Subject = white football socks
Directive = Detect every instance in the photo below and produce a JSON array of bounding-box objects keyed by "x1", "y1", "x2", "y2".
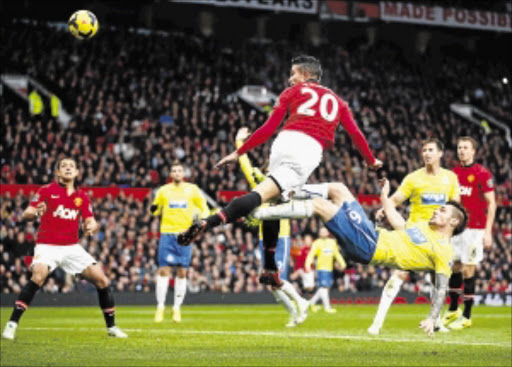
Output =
[
  {"x1": 174, "y1": 277, "x2": 187, "y2": 309},
  {"x1": 320, "y1": 288, "x2": 331, "y2": 310},
  {"x1": 253, "y1": 200, "x2": 314, "y2": 220},
  {"x1": 156, "y1": 275, "x2": 170, "y2": 308},
  {"x1": 292, "y1": 183, "x2": 329, "y2": 200},
  {"x1": 309, "y1": 288, "x2": 322, "y2": 306},
  {"x1": 273, "y1": 289, "x2": 296, "y2": 315},
  {"x1": 280, "y1": 280, "x2": 305, "y2": 304},
  {"x1": 372, "y1": 274, "x2": 404, "y2": 328}
]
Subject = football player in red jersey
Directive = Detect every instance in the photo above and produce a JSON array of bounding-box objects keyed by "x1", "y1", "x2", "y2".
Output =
[
  {"x1": 443, "y1": 137, "x2": 497, "y2": 330},
  {"x1": 179, "y1": 56, "x2": 382, "y2": 282},
  {"x1": 2, "y1": 157, "x2": 127, "y2": 340}
]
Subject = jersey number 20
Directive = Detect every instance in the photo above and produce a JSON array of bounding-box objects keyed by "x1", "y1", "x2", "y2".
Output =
[{"x1": 297, "y1": 87, "x2": 339, "y2": 122}]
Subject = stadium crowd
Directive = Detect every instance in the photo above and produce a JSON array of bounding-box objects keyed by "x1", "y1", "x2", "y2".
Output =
[{"x1": 1, "y1": 21, "x2": 511, "y2": 295}]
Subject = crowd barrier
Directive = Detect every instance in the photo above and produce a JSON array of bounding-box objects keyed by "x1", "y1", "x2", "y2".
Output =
[{"x1": 1, "y1": 290, "x2": 509, "y2": 307}]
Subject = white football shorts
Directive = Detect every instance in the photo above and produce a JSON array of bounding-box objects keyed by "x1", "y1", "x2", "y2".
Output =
[
  {"x1": 32, "y1": 244, "x2": 97, "y2": 275},
  {"x1": 302, "y1": 271, "x2": 315, "y2": 289},
  {"x1": 451, "y1": 228, "x2": 485, "y2": 265},
  {"x1": 268, "y1": 130, "x2": 323, "y2": 198}
]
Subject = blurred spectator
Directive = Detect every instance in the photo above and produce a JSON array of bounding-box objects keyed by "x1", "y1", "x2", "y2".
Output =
[{"x1": 1, "y1": 21, "x2": 510, "y2": 295}]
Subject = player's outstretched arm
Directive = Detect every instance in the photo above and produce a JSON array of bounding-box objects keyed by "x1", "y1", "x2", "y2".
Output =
[
  {"x1": 375, "y1": 191, "x2": 407, "y2": 221},
  {"x1": 420, "y1": 273, "x2": 448, "y2": 337},
  {"x1": 483, "y1": 191, "x2": 496, "y2": 249},
  {"x1": 22, "y1": 203, "x2": 46, "y2": 221},
  {"x1": 379, "y1": 179, "x2": 405, "y2": 230},
  {"x1": 214, "y1": 151, "x2": 240, "y2": 169}
]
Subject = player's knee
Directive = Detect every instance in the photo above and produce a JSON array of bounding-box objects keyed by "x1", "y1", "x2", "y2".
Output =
[
  {"x1": 31, "y1": 265, "x2": 49, "y2": 286},
  {"x1": 31, "y1": 273, "x2": 47, "y2": 287},
  {"x1": 327, "y1": 183, "x2": 354, "y2": 206},
  {"x1": 95, "y1": 276, "x2": 110, "y2": 289},
  {"x1": 312, "y1": 197, "x2": 340, "y2": 222},
  {"x1": 176, "y1": 268, "x2": 187, "y2": 279},
  {"x1": 158, "y1": 267, "x2": 171, "y2": 277}
]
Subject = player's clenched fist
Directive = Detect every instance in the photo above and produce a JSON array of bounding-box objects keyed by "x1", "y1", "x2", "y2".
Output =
[
  {"x1": 36, "y1": 202, "x2": 47, "y2": 217},
  {"x1": 235, "y1": 127, "x2": 250, "y2": 142}
]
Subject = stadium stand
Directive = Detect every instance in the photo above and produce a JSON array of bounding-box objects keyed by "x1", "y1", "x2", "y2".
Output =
[{"x1": 1, "y1": 21, "x2": 510, "y2": 295}]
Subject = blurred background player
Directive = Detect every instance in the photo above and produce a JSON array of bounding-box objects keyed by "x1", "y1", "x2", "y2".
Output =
[
  {"x1": 236, "y1": 127, "x2": 308, "y2": 327},
  {"x1": 292, "y1": 235, "x2": 315, "y2": 298},
  {"x1": 366, "y1": 138, "x2": 460, "y2": 335},
  {"x1": 306, "y1": 227, "x2": 346, "y2": 314},
  {"x1": 178, "y1": 55, "x2": 381, "y2": 247},
  {"x1": 151, "y1": 161, "x2": 209, "y2": 323},
  {"x1": 253, "y1": 179, "x2": 467, "y2": 336},
  {"x1": 2, "y1": 157, "x2": 126, "y2": 340},
  {"x1": 443, "y1": 137, "x2": 496, "y2": 330}
]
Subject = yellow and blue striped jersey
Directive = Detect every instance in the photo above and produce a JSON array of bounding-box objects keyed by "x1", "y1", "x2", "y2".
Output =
[
  {"x1": 236, "y1": 139, "x2": 290, "y2": 239},
  {"x1": 151, "y1": 182, "x2": 209, "y2": 233},
  {"x1": 371, "y1": 222, "x2": 453, "y2": 276},
  {"x1": 305, "y1": 238, "x2": 346, "y2": 272},
  {"x1": 397, "y1": 168, "x2": 459, "y2": 224}
]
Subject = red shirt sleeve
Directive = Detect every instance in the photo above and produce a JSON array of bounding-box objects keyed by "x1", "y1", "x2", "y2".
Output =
[
  {"x1": 480, "y1": 168, "x2": 495, "y2": 193},
  {"x1": 81, "y1": 193, "x2": 94, "y2": 219},
  {"x1": 236, "y1": 88, "x2": 291, "y2": 156},
  {"x1": 29, "y1": 186, "x2": 48, "y2": 207},
  {"x1": 338, "y1": 101, "x2": 376, "y2": 165}
]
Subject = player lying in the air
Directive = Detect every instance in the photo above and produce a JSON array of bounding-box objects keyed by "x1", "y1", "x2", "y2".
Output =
[{"x1": 252, "y1": 179, "x2": 468, "y2": 336}]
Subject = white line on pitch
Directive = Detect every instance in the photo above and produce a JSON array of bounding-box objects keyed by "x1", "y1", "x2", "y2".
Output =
[
  {"x1": 118, "y1": 309, "x2": 511, "y2": 318},
  {"x1": 22, "y1": 327, "x2": 511, "y2": 348}
]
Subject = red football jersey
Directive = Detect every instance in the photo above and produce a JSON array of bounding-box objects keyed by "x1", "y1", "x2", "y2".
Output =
[
  {"x1": 30, "y1": 182, "x2": 94, "y2": 245},
  {"x1": 453, "y1": 163, "x2": 494, "y2": 229},
  {"x1": 237, "y1": 82, "x2": 376, "y2": 165},
  {"x1": 281, "y1": 82, "x2": 351, "y2": 149},
  {"x1": 294, "y1": 246, "x2": 311, "y2": 272}
]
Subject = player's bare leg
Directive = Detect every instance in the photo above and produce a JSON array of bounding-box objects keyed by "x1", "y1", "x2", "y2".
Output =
[
  {"x1": 172, "y1": 267, "x2": 188, "y2": 323},
  {"x1": 81, "y1": 264, "x2": 127, "y2": 338},
  {"x1": 3, "y1": 263, "x2": 48, "y2": 340},
  {"x1": 155, "y1": 266, "x2": 171, "y2": 322},
  {"x1": 179, "y1": 178, "x2": 280, "y2": 246}
]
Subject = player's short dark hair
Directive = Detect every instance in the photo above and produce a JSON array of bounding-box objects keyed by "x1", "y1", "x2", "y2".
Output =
[
  {"x1": 446, "y1": 200, "x2": 468, "y2": 236},
  {"x1": 291, "y1": 55, "x2": 322, "y2": 82},
  {"x1": 457, "y1": 136, "x2": 478, "y2": 150},
  {"x1": 171, "y1": 160, "x2": 184, "y2": 169},
  {"x1": 56, "y1": 156, "x2": 77, "y2": 170},
  {"x1": 422, "y1": 138, "x2": 444, "y2": 151}
]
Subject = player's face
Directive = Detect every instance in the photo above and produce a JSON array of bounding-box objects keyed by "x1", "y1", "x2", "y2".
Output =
[
  {"x1": 429, "y1": 205, "x2": 452, "y2": 228},
  {"x1": 457, "y1": 141, "x2": 475, "y2": 164},
  {"x1": 171, "y1": 165, "x2": 184, "y2": 183},
  {"x1": 289, "y1": 65, "x2": 308, "y2": 86},
  {"x1": 57, "y1": 159, "x2": 79, "y2": 181},
  {"x1": 319, "y1": 227, "x2": 329, "y2": 238},
  {"x1": 422, "y1": 143, "x2": 443, "y2": 166}
]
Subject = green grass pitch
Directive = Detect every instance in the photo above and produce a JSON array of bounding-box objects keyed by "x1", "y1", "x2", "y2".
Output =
[{"x1": 1, "y1": 305, "x2": 511, "y2": 366}]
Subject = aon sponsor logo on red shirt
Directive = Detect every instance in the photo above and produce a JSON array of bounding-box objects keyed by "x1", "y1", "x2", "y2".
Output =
[
  {"x1": 53, "y1": 205, "x2": 79, "y2": 220},
  {"x1": 460, "y1": 186, "x2": 473, "y2": 196}
]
